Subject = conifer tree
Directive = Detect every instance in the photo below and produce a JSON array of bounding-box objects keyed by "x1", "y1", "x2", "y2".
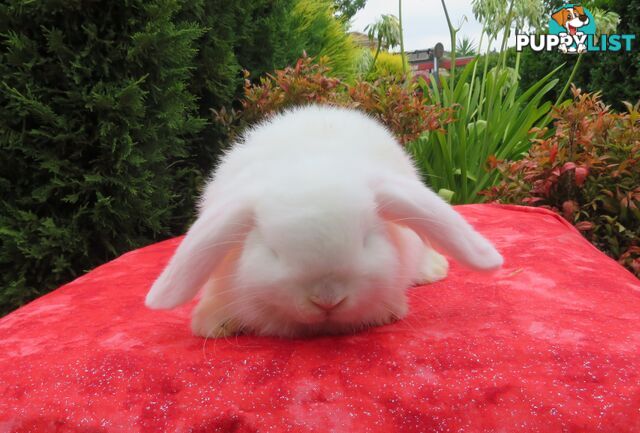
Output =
[{"x1": 0, "y1": 0, "x2": 205, "y2": 313}]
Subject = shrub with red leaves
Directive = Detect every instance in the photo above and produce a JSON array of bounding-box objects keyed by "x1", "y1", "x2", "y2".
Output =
[
  {"x1": 483, "y1": 86, "x2": 640, "y2": 277},
  {"x1": 213, "y1": 53, "x2": 453, "y2": 145}
]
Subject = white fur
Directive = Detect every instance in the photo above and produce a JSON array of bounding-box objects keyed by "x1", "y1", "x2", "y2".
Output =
[{"x1": 145, "y1": 105, "x2": 503, "y2": 338}]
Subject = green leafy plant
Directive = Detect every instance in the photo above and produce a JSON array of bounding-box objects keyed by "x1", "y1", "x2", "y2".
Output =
[
  {"x1": 364, "y1": 14, "x2": 401, "y2": 74},
  {"x1": 358, "y1": 51, "x2": 409, "y2": 82},
  {"x1": 289, "y1": 0, "x2": 359, "y2": 81},
  {"x1": 408, "y1": 0, "x2": 559, "y2": 204},
  {"x1": 456, "y1": 36, "x2": 477, "y2": 57},
  {"x1": 482, "y1": 87, "x2": 640, "y2": 277}
]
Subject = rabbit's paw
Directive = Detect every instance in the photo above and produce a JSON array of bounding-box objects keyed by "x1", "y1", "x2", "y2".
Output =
[
  {"x1": 417, "y1": 248, "x2": 449, "y2": 283},
  {"x1": 192, "y1": 313, "x2": 242, "y2": 338},
  {"x1": 379, "y1": 296, "x2": 409, "y2": 325},
  {"x1": 191, "y1": 298, "x2": 242, "y2": 338}
]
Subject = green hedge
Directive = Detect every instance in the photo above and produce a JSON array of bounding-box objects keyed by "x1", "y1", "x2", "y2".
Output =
[
  {"x1": 181, "y1": 0, "x2": 356, "y2": 173},
  {"x1": 0, "y1": 0, "x2": 207, "y2": 315},
  {"x1": 162, "y1": 0, "x2": 358, "y2": 179}
]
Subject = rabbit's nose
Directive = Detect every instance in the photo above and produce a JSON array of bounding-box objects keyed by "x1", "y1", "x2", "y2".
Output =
[{"x1": 310, "y1": 295, "x2": 346, "y2": 312}]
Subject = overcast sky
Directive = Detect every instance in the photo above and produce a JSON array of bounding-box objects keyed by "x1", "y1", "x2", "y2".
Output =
[{"x1": 350, "y1": 0, "x2": 487, "y2": 53}]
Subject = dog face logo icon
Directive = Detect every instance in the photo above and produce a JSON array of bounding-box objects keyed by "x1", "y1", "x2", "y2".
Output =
[{"x1": 549, "y1": 4, "x2": 596, "y2": 53}]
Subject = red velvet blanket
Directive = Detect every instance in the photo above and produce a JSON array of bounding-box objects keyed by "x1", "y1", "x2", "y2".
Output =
[{"x1": 1, "y1": 204, "x2": 639, "y2": 433}]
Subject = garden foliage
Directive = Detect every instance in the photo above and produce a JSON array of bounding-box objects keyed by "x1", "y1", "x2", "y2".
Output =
[
  {"x1": 290, "y1": 0, "x2": 358, "y2": 81},
  {"x1": 364, "y1": 51, "x2": 410, "y2": 82},
  {"x1": 402, "y1": 0, "x2": 562, "y2": 204},
  {"x1": 483, "y1": 87, "x2": 640, "y2": 277},
  {"x1": 409, "y1": 52, "x2": 559, "y2": 204},
  {"x1": 181, "y1": 0, "x2": 357, "y2": 173},
  {"x1": 214, "y1": 54, "x2": 452, "y2": 146}
]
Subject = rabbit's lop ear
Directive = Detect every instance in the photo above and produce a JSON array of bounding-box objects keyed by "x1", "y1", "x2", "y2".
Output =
[
  {"x1": 145, "y1": 201, "x2": 253, "y2": 309},
  {"x1": 375, "y1": 176, "x2": 503, "y2": 271}
]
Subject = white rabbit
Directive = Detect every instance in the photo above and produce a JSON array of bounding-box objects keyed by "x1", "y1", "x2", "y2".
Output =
[{"x1": 145, "y1": 105, "x2": 503, "y2": 338}]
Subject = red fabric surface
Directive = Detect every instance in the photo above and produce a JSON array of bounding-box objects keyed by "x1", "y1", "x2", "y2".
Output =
[{"x1": 1, "y1": 204, "x2": 639, "y2": 433}]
